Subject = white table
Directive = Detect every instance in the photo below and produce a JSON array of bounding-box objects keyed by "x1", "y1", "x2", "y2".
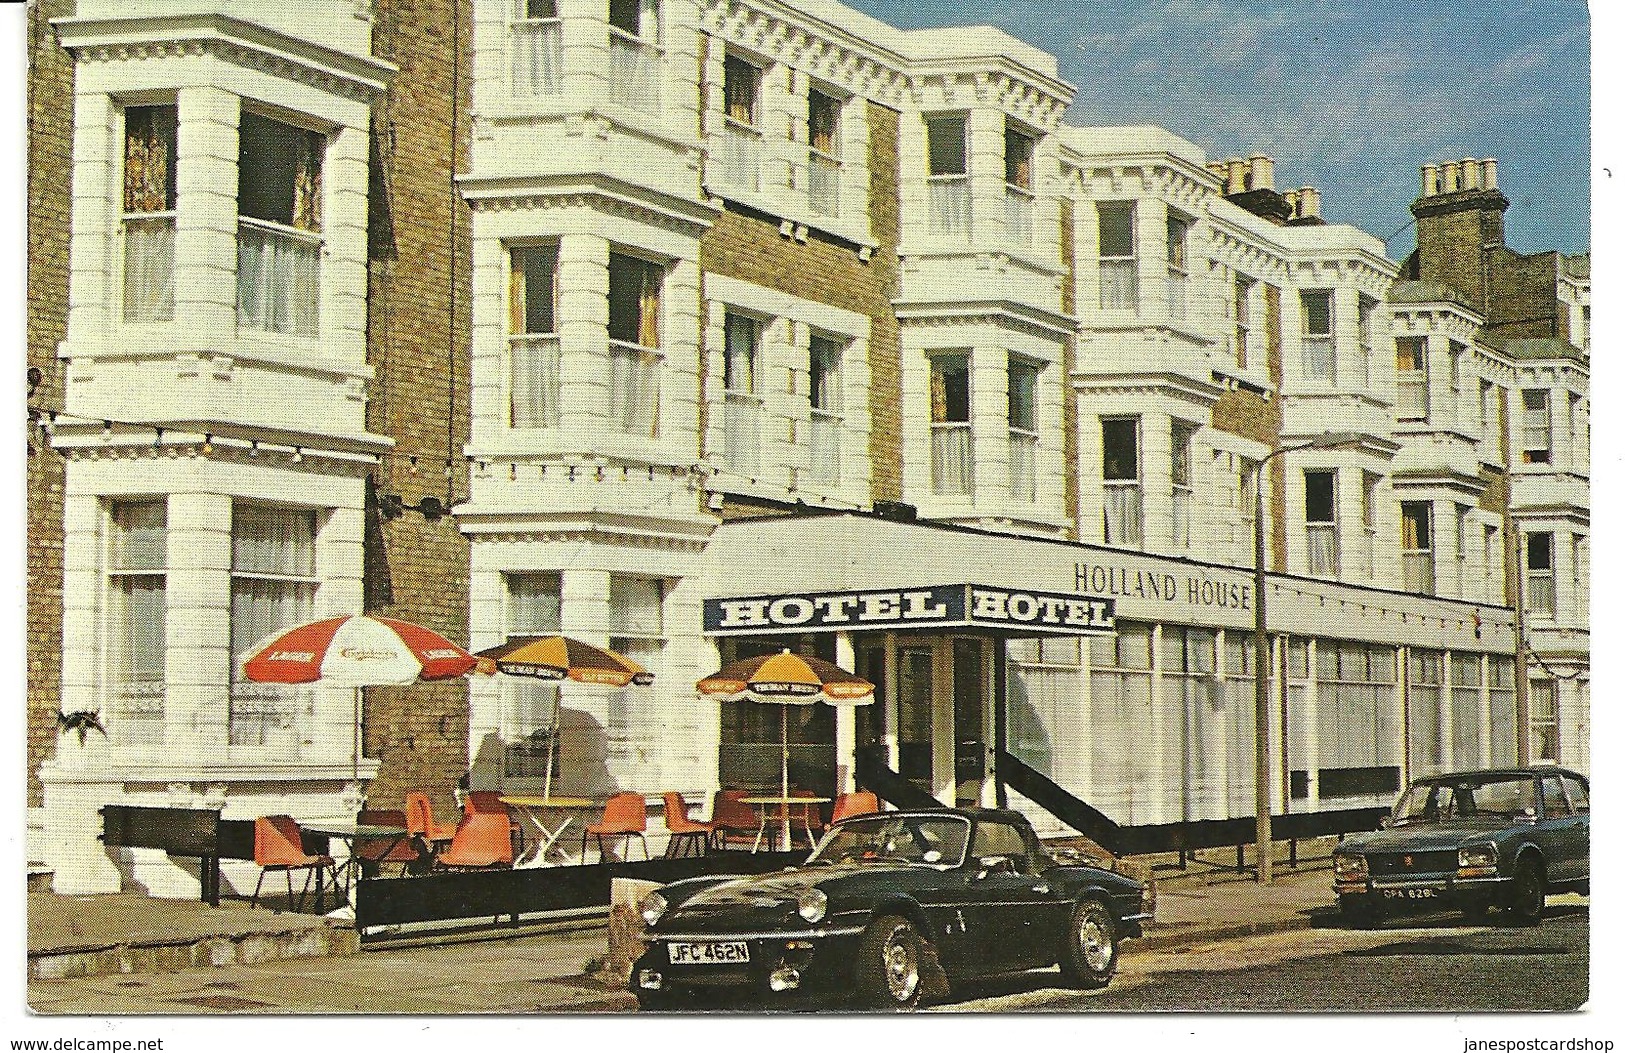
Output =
[{"x1": 499, "y1": 795, "x2": 596, "y2": 867}]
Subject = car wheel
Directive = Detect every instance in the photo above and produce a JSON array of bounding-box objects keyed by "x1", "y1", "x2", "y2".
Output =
[
  {"x1": 855, "y1": 914, "x2": 925, "y2": 1010},
  {"x1": 1339, "y1": 895, "x2": 1380, "y2": 929},
  {"x1": 1502, "y1": 858, "x2": 1546, "y2": 927},
  {"x1": 1059, "y1": 898, "x2": 1119, "y2": 989}
]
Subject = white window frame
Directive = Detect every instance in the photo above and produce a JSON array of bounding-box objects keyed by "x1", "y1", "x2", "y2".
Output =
[
  {"x1": 120, "y1": 103, "x2": 178, "y2": 324},
  {"x1": 1300, "y1": 290, "x2": 1334, "y2": 383},
  {"x1": 1007, "y1": 356, "x2": 1041, "y2": 502},
  {"x1": 929, "y1": 351, "x2": 973, "y2": 495},
  {"x1": 228, "y1": 503, "x2": 319, "y2": 752},
  {"x1": 1097, "y1": 201, "x2": 1138, "y2": 311},
  {"x1": 106, "y1": 501, "x2": 168, "y2": 746},
  {"x1": 1304, "y1": 468, "x2": 1338, "y2": 576},
  {"x1": 508, "y1": 243, "x2": 561, "y2": 429},
  {"x1": 722, "y1": 310, "x2": 765, "y2": 474},
  {"x1": 1101, "y1": 416, "x2": 1142, "y2": 546}
]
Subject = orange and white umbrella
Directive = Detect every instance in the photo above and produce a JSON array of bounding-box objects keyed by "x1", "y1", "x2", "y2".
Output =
[
  {"x1": 242, "y1": 614, "x2": 477, "y2": 780},
  {"x1": 474, "y1": 635, "x2": 654, "y2": 798},
  {"x1": 698, "y1": 651, "x2": 874, "y2": 844}
]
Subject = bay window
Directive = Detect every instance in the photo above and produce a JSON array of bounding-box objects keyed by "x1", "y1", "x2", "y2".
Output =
[
  {"x1": 720, "y1": 54, "x2": 763, "y2": 192},
  {"x1": 808, "y1": 334, "x2": 843, "y2": 486},
  {"x1": 607, "y1": 252, "x2": 662, "y2": 436},
  {"x1": 1004, "y1": 125, "x2": 1035, "y2": 246},
  {"x1": 1007, "y1": 358, "x2": 1039, "y2": 501},
  {"x1": 1171, "y1": 420, "x2": 1197, "y2": 547},
  {"x1": 1233, "y1": 275, "x2": 1254, "y2": 368},
  {"x1": 925, "y1": 114, "x2": 969, "y2": 238},
  {"x1": 1521, "y1": 389, "x2": 1551, "y2": 464},
  {"x1": 1401, "y1": 501, "x2": 1434, "y2": 595},
  {"x1": 1304, "y1": 469, "x2": 1338, "y2": 575},
  {"x1": 512, "y1": 0, "x2": 562, "y2": 96},
  {"x1": 509, "y1": 245, "x2": 560, "y2": 428},
  {"x1": 930, "y1": 353, "x2": 972, "y2": 494},
  {"x1": 808, "y1": 88, "x2": 841, "y2": 217},
  {"x1": 1165, "y1": 213, "x2": 1190, "y2": 320},
  {"x1": 237, "y1": 111, "x2": 323, "y2": 337},
  {"x1": 107, "y1": 502, "x2": 167, "y2": 745},
  {"x1": 722, "y1": 311, "x2": 762, "y2": 473},
  {"x1": 122, "y1": 105, "x2": 177, "y2": 322},
  {"x1": 609, "y1": 0, "x2": 661, "y2": 112},
  {"x1": 1525, "y1": 530, "x2": 1555, "y2": 616},
  {"x1": 1097, "y1": 202, "x2": 1137, "y2": 310},
  {"x1": 1300, "y1": 291, "x2": 1334, "y2": 381},
  {"x1": 229, "y1": 504, "x2": 318, "y2": 750},
  {"x1": 1101, "y1": 416, "x2": 1142, "y2": 545},
  {"x1": 503, "y1": 572, "x2": 562, "y2": 778},
  {"x1": 1396, "y1": 337, "x2": 1428, "y2": 421}
]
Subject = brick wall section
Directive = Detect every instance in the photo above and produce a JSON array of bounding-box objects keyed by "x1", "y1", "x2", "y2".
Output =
[
  {"x1": 1487, "y1": 248, "x2": 1564, "y2": 342},
  {"x1": 362, "y1": 0, "x2": 475, "y2": 806},
  {"x1": 701, "y1": 101, "x2": 903, "y2": 511},
  {"x1": 26, "y1": 0, "x2": 76, "y2": 808},
  {"x1": 1058, "y1": 199, "x2": 1078, "y2": 538}
]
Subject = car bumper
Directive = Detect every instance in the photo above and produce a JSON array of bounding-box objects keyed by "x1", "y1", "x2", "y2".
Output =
[
  {"x1": 631, "y1": 928, "x2": 866, "y2": 1008},
  {"x1": 1335, "y1": 874, "x2": 1511, "y2": 913}
]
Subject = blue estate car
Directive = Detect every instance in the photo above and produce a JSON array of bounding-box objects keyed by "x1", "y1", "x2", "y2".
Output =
[
  {"x1": 1333, "y1": 767, "x2": 1589, "y2": 927},
  {"x1": 630, "y1": 807, "x2": 1154, "y2": 1010}
]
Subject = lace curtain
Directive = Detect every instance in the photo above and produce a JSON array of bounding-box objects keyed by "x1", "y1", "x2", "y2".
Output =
[{"x1": 1103, "y1": 484, "x2": 1142, "y2": 545}]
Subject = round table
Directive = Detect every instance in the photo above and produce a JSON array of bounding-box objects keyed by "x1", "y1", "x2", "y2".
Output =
[{"x1": 740, "y1": 795, "x2": 833, "y2": 853}]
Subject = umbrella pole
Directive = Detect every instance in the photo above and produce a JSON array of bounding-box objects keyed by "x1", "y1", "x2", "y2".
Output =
[
  {"x1": 544, "y1": 692, "x2": 559, "y2": 802},
  {"x1": 352, "y1": 686, "x2": 362, "y2": 784},
  {"x1": 780, "y1": 706, "x2": 791, "y2": 852}
]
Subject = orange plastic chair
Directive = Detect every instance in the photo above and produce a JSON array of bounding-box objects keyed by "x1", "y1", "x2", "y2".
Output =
[
  {"x1": 709, "y1": 789, "x2": 761, "y2": 851},
  {"x1": 356, "y1": 808, "x2": 420, "y2": 878},
  {"x1": 661, "y1": 792, "x2": 714, "y2": 858},
  {"x1": 434, "y1": 812, "x2": 515, "y2": 870},
  {"x1": 581, "y1": 792, "x2": 649, "y2": 862},
  {"x1": 251, "y1": 816, "x2": 338, "y2": 912},
  {"x1": 405, "y1": 791, "x2": 457, "y2": 847},
  {"x1": 464, "y1": 790, "x2": 524, "y2": 855},
  {"x1": 831, "y1": 791, "x2": 880, "y2": 823}
]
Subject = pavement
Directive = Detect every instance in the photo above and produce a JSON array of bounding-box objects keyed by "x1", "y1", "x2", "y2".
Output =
[{"x1": 25, "y1": 850, "x2": 1341, "y2": 1014}]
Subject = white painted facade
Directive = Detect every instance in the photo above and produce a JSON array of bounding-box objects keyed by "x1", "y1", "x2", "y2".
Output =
[{"x1": 35, "y1": 0, "x2": 1587, "y2": 892}]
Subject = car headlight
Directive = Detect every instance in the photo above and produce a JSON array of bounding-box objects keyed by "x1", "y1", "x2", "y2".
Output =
[
  {"x1": 1333, "y1": 852, "x2": 1369, "y2": 881},
  {"x1": 1458, "y1": 844, "x2": 1498, "y2": 869},
  {"x1": 796, "y1": 888, "x2": 828, "y2": 923},
  {"x1": 639, "y1": 891, "x2": 668, "y2": 927}
]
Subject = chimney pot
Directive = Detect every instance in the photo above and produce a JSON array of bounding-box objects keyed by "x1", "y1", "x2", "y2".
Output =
[
  {"x1": 1225, "y1": 158, "x2": 1248, "y2": 195},
  {"x1": 1463, "y1": 158, "x2": 1481, "y2": 190},
  {"x1": 1482, "y1": 158, "x2": 1498, "y2": 190},
  {"x1": 1247, "y1": 154, "x2": 1275, "y2": 191},
  {"x1": 1421, "y1": 163, "x2": 1440, "y2": 196},
  {"x1": 1441, "y1": 160, "x2": 1461, "y2": 193},
  {"x1": 1298, "y1": 186, "x2": 1320, "y2": 219},
  {"x1": 1284, "y1": 189, "x2": 1300, "y2": 217},
  {"x1": 1206, "y1": 160, "x2": 1228, "y2": 184}
]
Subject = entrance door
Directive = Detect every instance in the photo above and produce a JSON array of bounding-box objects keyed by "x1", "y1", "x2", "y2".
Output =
[{"x1": 894, "y1": 638, "x2": 993, "y2": 806}]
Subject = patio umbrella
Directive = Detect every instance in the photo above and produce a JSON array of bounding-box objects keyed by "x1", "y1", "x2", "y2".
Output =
[
  {"x1": 473, "y1": 635, "x2": 654, "y2": 799},
  {"x1": 696, "y1": 650, "x2": 875, "y2": 848},
  {"x1": 242, "y1": 614, "x2": 478, "y2": 780}
]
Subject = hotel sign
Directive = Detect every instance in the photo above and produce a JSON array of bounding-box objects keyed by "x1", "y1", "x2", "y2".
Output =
[{"x1": 704, "y1": 584, "x2": 1115, "y2": 636}]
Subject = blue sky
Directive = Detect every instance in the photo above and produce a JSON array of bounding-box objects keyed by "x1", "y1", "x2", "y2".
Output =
[{"x1": 848, "y1": 0, "x2": 1591, "y2": 259}]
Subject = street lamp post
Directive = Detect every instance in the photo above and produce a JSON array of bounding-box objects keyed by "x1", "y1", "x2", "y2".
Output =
[{"x1": 1252, "y1": 431, "x2": 1363, "y2": 883}]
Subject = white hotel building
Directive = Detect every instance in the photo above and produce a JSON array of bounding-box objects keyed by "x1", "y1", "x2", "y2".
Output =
[{"x1": 27, "y1": 0, "x2": 1587, "y2": 892}]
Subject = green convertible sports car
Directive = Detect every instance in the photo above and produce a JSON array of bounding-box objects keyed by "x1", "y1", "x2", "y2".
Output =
[{"x1": 631, "y1": 807, "x2": 1154, "y2": 1010}]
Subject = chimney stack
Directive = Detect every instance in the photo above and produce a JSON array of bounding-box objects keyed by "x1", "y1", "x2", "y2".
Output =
[
  {"x1": 1410, "y1": 156, "x2": 1511, "y2": 299},
  {"x1": 1225, "y1": 158, "x2": 1248, "y2": 195},
  {"x1": 1421, "y1": 163, "x2": 1440, "y2": 196},
  {"x1": 1462, "y1": 158, "x2": 1482, "y2": 191},
  {"x1": 1247, "y1": 154, "x2": 1274, "y2": 192}
]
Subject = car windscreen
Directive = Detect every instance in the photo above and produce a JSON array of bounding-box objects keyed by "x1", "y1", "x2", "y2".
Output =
[
  {"x1": 808, "y1": 815, "x2": 971, "y2": 868},
  {"x1": 1393, "y1": 774, "x2": 1539, "y2": 824}
]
